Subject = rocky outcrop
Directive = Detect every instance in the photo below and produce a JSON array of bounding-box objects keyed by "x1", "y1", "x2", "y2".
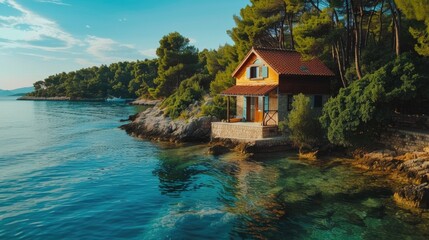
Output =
[
  {"x1": 120, "y1": 105, "x2": 217, "y2": 142},
  {"x1": 129, "y1": 98, "x2": 161, "y2": 105},
  {"x1": 394, "y1": 183, "x2": 429, "y2": 209},
  {"x1": 353, "y1": 149, "x2": 429, "y2": 209}
]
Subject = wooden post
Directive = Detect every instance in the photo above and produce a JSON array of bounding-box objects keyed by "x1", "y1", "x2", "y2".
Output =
[
  {"x1": 226, "y1": 96, "x2": 230, "y2": 122},
  {"x1": 262, "y1": 96, "x2": 265, "y2": 126}
]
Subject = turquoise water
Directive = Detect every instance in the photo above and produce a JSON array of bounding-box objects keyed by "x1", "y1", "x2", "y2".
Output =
[{"x1": 0, "y1": 96, "x2": 428, "y2": 239}]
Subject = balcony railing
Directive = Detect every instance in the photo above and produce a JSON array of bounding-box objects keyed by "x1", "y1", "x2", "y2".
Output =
[{"x1": 263, "y1": 110, "x2": 278, "y2": 126}]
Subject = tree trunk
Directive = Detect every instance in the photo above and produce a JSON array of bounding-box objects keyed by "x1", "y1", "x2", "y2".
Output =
[
  {"x1": 345, "y1": 0, "x2": 351, "y2": 68},
  {"x1": 351, "y1": 0, "x2": 363, "y2": 80},
  {"x1": 279, "y1": 13, "x2": 286, "y2": 49},
  {"x1": 288, "y1": 14, "x2": 295, "y2": 49},
  {"x1": 365, "y1": 2, "x2": 378, "y2": 47},
  {"x1": 379, "y1": 0, "x2": 384, "y2": 44},
  {"x1": 388, "y1": 0, "x2": 401, "y2": 56},
  {"x1": 334, "y1": 43, "x2": 347, "y2": 87}
]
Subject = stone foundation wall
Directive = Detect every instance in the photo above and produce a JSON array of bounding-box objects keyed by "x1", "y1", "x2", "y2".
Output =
[
  {"x1": 382, "y1": 129, "x2": 429, "y2": 154},
  {"x1": 211, "y1": 122, "x2": 279, "y2": 140},
  {"x1": 236, "y1": 96, "x2": 243, "y2": 118}
]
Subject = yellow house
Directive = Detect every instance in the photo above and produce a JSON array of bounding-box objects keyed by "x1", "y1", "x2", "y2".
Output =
[{"x1": 211, "y1": 47, "x2": 335, "y2": 140}]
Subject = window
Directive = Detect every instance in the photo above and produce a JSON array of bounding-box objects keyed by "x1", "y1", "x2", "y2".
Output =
[
  {"x1": 313, "y1": 95, "x2": 323, "y2": 108},
  {"x1": 246, "y1": 65, "x2": 268, "y2": 79},
  {"x1": 250, "y1": 66, "x2": 259, "y2": 78},
  {"x1": 287, "y1": 94, "x2": 294, "y2": 111}
]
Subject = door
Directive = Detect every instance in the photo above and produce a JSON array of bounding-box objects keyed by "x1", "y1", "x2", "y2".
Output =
[{"x1": 247, "y1": 97, "x2": 263, "y2": 122}]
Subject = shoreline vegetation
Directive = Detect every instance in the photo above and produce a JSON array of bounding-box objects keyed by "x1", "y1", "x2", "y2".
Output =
[{"x1": 21, "y1": 0, "x2": 429, "y2": 211}]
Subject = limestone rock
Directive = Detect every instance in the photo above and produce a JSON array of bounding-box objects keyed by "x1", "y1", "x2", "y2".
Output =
[
  {"x1": 394, "y1": 183, "x2": 429, "y2": 209},
  {"x1": 207, "y1": 144, "x2": 230, "y2": 156},
  {"x1": 120, "y1": 105, "x2": 218, "y2": 142}
]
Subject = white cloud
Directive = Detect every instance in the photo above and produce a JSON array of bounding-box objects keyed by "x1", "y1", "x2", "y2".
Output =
[
  {"x1": 35, "y1": 0, "x2": 70, "y2": 6},
  {"x1": 18, "y1": 52, "x2": 67, "y2": 61},
  {"x1": 85, "y1": 24, "x2": 91, "y2": 29},
  {"x1": 85, "y1": 35, "x2": 146, "y2": 62},
  {"x1": 139, "y1": 48, "x2": 157, "y2": 58},
  {"x1": 118, "y1": 18, "x2": 127, "y2": 22},
  {"x1": 0, "y1": 0, "x2": 80, "y2": 51}
]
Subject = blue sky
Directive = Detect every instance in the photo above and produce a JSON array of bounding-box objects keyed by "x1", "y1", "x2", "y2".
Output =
[{"x1": 0, "y1": 0, "x2": 247, "y2": 89}]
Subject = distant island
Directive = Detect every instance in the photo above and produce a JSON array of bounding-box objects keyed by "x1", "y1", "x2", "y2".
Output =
[{"x1": 0, "y1": 87, "x2": 34, "y2": 96}]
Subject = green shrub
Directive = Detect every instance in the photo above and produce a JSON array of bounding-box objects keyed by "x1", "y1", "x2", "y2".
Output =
[
  {"x1": 281, "y1": 94, "x2": 323, "y2": 150},
  {"x1": 161, "y1": 74, "x2": 209, "y2": 119},
  {"x1": 320, "y1": 53, "x2": 429, "y2": 146}
]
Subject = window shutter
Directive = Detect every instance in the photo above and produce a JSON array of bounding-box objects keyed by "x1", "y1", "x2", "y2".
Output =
[
  {"x1": 262, "y1": 66, "x2": 268, "y2": 78},
  {"x1": 264, "y1": 95, "x2": 269, "y2": 112},
  {"x1": 246, "y1": 67, "x2": 250, "y2": 79},
  {"x1": 242, "y1": 97, "x2": 247, "y2": 120}
]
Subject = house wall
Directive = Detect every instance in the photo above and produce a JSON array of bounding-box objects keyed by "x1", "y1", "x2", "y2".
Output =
[
  {"x1": 278, "y1": 94, "x2": 288, "y2": 122},
  {"x1": 235, "y1": 53, "x2": 279, "y2": 86},
  {"x1": 279, "y1": 75, "x2": 331, "y2": 95}
]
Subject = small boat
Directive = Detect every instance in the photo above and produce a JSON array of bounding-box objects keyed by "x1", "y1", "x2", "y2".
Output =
[{"x1": 106, "y1": 96, "x2": 126, "y2": 102}]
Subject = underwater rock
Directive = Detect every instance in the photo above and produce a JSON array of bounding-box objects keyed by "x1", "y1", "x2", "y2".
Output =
[
  {"x1": 207, "y1": 144, "x2": 230, "y2": 156},
  {"x1": 394, "y1": 183, "x2": 429, "y2": 209},
  {"x1": 298, "y1": 150, "x2": 319, "y2": 160}
]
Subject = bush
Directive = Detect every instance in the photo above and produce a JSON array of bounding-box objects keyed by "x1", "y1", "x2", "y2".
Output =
[
  {"x1": 161, "y1": 74, "x2": 209, "y2": 119},
  {"x1": 320, "y1": 53, "x2": 429, "y2": 146},
  {"x1": 280, "y1": 94, "x2": 323, "y2": 150}
]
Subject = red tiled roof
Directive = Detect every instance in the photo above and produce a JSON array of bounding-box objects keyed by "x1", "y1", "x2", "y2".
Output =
[
  {"x1": 232, "y1": 47, "x2": 335, "y2": 77},
  {"x1": 221, "y1": 84, "x2": 278, "y2": 96}
]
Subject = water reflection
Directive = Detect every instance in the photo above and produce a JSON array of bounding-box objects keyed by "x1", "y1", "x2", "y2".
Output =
[
  {"x1": 152, "y1": 145, "x2": 210, "y2": 196},
  {"x1": 146, "y1": 144, "x2": 429, "y2": 239}
]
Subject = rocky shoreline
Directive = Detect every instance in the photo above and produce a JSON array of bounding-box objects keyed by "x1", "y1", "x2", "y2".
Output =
[
  {"x1": 128, "y1": 98, "x2": 161, "y2": 106},
  {"x1": 120, "y1": 104, "x2": 429, "y2": 210},
  {"x1": 353, "y1": 149, "x2": 429, "y2": 209},
  {"x1": 120, "y1": 104, "x2": 217, "y2": 142}
]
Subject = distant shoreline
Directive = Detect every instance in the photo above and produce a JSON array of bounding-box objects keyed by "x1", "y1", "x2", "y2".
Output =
[{"x1": 17, "y1": 96, "x2": 105, "y2": 102}]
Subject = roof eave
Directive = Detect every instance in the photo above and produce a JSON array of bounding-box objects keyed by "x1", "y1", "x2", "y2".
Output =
[{"x1": 231, "y1": 47, "x2": 281, "y2": 78}]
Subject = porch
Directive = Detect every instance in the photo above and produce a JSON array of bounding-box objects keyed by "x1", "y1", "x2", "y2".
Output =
[
  {"x1": 211, "y1": 122, "x2": 279, "y2": 140},
  {"x1": 222, "y1": 84, "x2": 279, "y2": 126}
]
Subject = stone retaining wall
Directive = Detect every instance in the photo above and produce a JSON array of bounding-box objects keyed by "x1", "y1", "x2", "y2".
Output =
[{"x1": 211, "y1": 122, "x2": 279, "y2": 140}]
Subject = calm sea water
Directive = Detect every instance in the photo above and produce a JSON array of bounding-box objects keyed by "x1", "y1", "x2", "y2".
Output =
[{"x1": 0, "y1": 96, "x2": 428, "y2": 240}]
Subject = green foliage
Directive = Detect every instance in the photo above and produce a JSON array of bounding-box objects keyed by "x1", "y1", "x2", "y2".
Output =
[
  {"x1": 128, "y1": 59, "x2": 158, "y2": 98},
  {"x1": 161, "y1": 74, "x2": 210, "y2": 119},
  {"x1": 203, "y1": 45, "x2": 239, "y2": 119},
  {"x1": 320, "y1": 54, "x2": 429, "y2": 146},
  {"x1": 201, "y1": 95, "x2": 236, "y2": 120},
  {"x1": 151, "y1": 32, "x2": 199, "y2": 98},
  {"x1": 28, "y1": 60, "x2": 156, "y2": 99},
  {"x1": 281, "y1": 94, "x2": 323, "y2": 149},
  {"x1": 227, "y1": 0, "x2": 304, "y2": 58},
  {"x1": 395, "y1": 0, "x2": 429, "y2": 56},
  {"x1": 294, "y1": 9, "x2": 334, "y2": 59}
]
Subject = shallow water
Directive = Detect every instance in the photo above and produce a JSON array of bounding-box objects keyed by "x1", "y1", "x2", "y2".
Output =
[{"x1": 0, "y1": 96, "x2": 428, "y2": 239}]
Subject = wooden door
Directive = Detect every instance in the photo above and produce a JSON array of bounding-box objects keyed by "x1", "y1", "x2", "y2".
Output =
[{"x1": 255, "y1": 97, "x2": 263, "y2": 122}]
